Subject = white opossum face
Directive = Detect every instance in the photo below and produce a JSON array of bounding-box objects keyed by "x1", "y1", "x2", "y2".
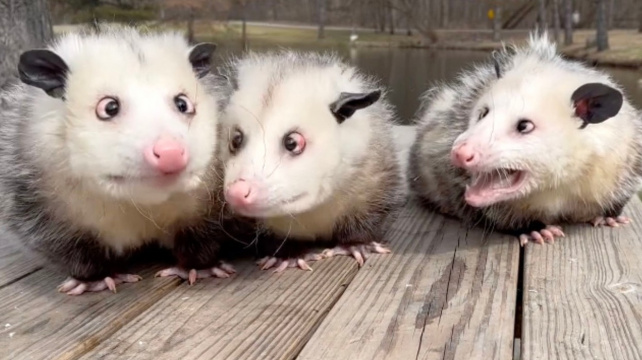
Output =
[
  {"x1": 450, "y1": 68, "x2": 623, "y2": 208},
  {"x1": 19, "y1": 33, "x2": 220, "y2": 205},
  {"x1": 221, "y1": 63, "x2": 379, "y2": 218}
]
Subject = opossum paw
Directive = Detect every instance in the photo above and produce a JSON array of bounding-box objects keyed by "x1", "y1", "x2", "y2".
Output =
[
  {"x1": 321, "y1": 241, "x2": 392, "y2": 267},
  {"x1": 590, "y1": 216, "x2": 631, "y2": 228},
  {"x1": 518, "y1": 225, "x2": 565, "y2": 246},
  {"x1": 154, "y1": 262, "x2": 236, "y2": 285},
  {"x1": 57, "y1": 273, "x2": 142, "y2": 296},
  {"x1": 257, "y1": 253, "x2": 322, "y2": 273}
]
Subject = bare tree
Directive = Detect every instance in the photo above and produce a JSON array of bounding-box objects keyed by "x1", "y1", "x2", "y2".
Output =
[
  {"x1": 563, "y1": 0, "x2": 573, "y2": 45},
  {"x1": 390, "y1": 0, "x2": 438, "y2": 43},
  {"x1": 639, "y1": 0, "x2": 642, "y2": 33},
  {"x1": 552, "y1": 0, "x2": 561, "y2": 43},
  {"x1": 0, "y1": 0, "x2": 53, "y2": 86},
  {"x1": 441, "y1": 0, "x2": 449, "y2": 28},
  {"x1": 317, "y1": 0, "x2": 326, "y2": 39},
  {"x1": 492, "y1": 5, "x2": 501, "y2": 41},
  {"x1": 537, "y1": 0, "x2": 547, "y2": 35},
  {"x1": 595, "y1": 0, "x2": 609, "y2": 51}
]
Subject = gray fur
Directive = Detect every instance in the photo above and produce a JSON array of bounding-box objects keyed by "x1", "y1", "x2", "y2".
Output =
[
  {"x1": 409, "y1": 33, "x2": 642, "y2": 234},
  {"x1": 0, "y1": 25, "x2": 249, "y2": 282},
  {"x1": 217, "y1": 50, "x2": 407, "y2": 258}
]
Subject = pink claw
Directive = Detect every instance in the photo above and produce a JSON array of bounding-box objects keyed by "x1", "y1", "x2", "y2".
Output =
[
  {"x1": 518, "y1": 225, "x2": 565, "y2": 247},
  {"x1": 320, "y1": 241, "x2": 392, "y2": 267},
  {"x1": 155, "y1": 262, "x2": 236, "y2": 285},
  {"x1": 57, "y1": 273, "x2": 142, "y2": 296},
  {"x1": 591, "y1": 216, "x2": 631, "y2": 228}
]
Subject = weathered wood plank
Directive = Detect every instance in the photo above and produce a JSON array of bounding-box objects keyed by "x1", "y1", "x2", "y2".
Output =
[
  {"x1": 522, "y1": 198, "x2": 642, "y2": 360},
  {"x1": 79, "y1": 256, "x2": 359, "y2": 360},
  {"x1": 0, "y1": 236, "x2": 42, "y2": 288},
  {"x1": 297, "y1": 201, "x2": 520, "y2": 360},
  {"x1": 0, "y1": 266, "x2": 181, "y2": 360}
]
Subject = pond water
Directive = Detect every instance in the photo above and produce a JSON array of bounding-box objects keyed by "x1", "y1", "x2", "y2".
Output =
[{"x1": 214, "y1": 41, "x2": 642, "y2": 125}]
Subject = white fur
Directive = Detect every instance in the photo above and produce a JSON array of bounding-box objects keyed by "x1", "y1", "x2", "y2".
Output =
[
  {"x1": 454, "y1": 34, "x2": 642, "y2": 221},
  {"x1": 219, "y1": 51, "x2": 398, "y2": 239},
  {"x1": 22, "y1": 26, "x2": 220, "y2": 252}
]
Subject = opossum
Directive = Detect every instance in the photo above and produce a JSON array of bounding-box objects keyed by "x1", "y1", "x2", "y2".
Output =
[
  {"x1": 217, "y1": 50, "x2": 406, "y2": 272},
  {"x1": 0, "y1": 24, "x2": 238, "y2": 295},
  {"x1": 409, "y1": 32, "x2": 642, "y2": 246}
]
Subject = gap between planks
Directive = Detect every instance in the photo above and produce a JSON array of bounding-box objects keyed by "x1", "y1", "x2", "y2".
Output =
[
  {"x1": 79, "y1": 257, "x2": 360, "y2": 360},
  {"x1": 521, "y1": 198, "x2": 642, "y2": 360},
  {"x1": 297, "y1": 201, "x2": 520, "y2": 360},
  {"x1": 0, "y1": 264, "x2": 182, "y2": 360}
]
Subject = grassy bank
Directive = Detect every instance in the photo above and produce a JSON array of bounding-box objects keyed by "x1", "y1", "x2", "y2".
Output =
[
  {"x1": 187, "y1": 22, "x2": 642, "y2": 70},
  {"x1": 53, "y1": 21, "x2": 642, "y2": 69}
]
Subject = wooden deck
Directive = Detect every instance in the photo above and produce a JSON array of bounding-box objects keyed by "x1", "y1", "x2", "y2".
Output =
[{"x1": 2, "y1": 124, "x2": 642, "y2": 359}]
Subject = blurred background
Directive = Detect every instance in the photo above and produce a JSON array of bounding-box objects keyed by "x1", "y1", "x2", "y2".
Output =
[{"x1": 2, "y1": 0, "x2": 642, "y2": 123}]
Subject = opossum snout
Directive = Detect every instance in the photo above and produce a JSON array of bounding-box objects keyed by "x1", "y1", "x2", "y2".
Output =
[
  {"x1": 451, "y1": 142, "x2": 478, "y2": 169},
  {"x1": 225, "y1": 179, "x2": 256, "y2": 208},
  {"x1": 144, "y1": 135, "x2": 189, "y2": 174}
]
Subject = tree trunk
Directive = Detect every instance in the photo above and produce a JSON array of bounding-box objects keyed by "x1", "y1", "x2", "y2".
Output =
[
  {"x1": 564, "y1": 0, "x2": 573, "y2": 44},
  {"x1": 463, "y1": 0, "x2": 470, "y2": 28},
  {"x1": 271, "y1": 0, "x2": 279, "y2": 21},
  {"x1": 0, "y1": 0, "x2": 53, "y2": 86},
  {"x1": 493, "y1": 6, "x2": 501, "y2": 41},
  {"x1": 186, "y1": 9, "x2": 195, "y2": 44},
  {"x1": 537, "y1": 0, "x2": 547, "y2": 35},
  {"x1": 638, "y1": 0, "x2": 642, "y2": 33},
  {"x1": 388, "y1": 2, "x2": 395, "y2": 35},
  {"x1": 441, "y1": 0, "x2": 449, "y2": 28},
  {"x1": 317, "y1": 0, "x2": 325, "y2": 40},
  {"x1": 241, "y1": 3, "x2": 248, "y2": 52},
  {"x1": 596, "y1": 0, "x2": 609, "y2": 51},
  {"x1": 552, "y1": 0, "x2": 561, "y2": 43}
]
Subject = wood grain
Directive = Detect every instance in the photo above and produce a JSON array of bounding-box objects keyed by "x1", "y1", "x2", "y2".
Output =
[
  {"x1": 522, "y1": 198, "x2": 642, "y2": 360},
  {"x1": 79, "y1": 256, "x2": 360, "y2": 360},
  {"x1": 297, "y1": 200, "x2": 520, "y2": 360},
  {"x1": 0, "y1": 237, "x2": 42, "y2": 288},
  {"x1": 0, "y1": 266, "x2": 181, "y2": 360}
]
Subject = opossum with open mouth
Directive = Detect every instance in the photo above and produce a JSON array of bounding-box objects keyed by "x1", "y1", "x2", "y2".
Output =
[
  {"x1": 217, "y1": 50, "x2": 406, "y2": 272},
  {"x1": 0, "y1": 24, "x2": 240, "y2": 295},
  {"x1": 409, "y1": 32, "x2": 642, "y2": 245}
]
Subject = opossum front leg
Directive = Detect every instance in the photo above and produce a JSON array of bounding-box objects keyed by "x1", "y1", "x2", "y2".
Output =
[
  {"x1": 590, "y1": 201, "x2": 631, "y2": 228},
  {"x1": 321, "y1": 224, "x2": 392, "y2": 267},
  {"x1": 58, "y1": 274, "x2": 142, "y2": 296},
  {"x1": 156, "y1": 229, "x2": 236, "y2": 285},
  {"x1": 48, "y1": 238, "x2": 142, "y2": 296},
  {"x1": 255, "y1": 239, "x2": 324, "y2": 273},
  {"x1": 320, "y1": 241, "x2": 391, "y2": 267},
  {"x1": 503, "y1": 220, "x2": 566, "y2": 246}
]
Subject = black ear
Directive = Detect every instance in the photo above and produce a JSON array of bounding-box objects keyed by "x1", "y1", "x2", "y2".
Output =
[
  {"x1": 330, "y1": 90, "x2": 381, "y2": 124},
  {"x1": 18, "y1": 49, "x2": 69, "y2": 99},
  {"x1": 571, "y1": 82, "x2": 623, "y2": 130},
  {"x1": 188, "y1": 42, "x2": 217, "y2": 78}
]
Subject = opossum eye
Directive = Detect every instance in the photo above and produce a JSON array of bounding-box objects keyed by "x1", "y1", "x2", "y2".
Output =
[
  {"x1": 283, "y1": 132, "x2": 305, "y2": 155},
  {"x1": 96, "y1": 97, "x2": 119, "y2": 120},
  {"x1": 229, "y1": 129, "x2": 244, "y2": 154},
  {"x1": 516, "y1": 119, "x2": 534, "y2": 134},
  {"x1": 478, "y1": 106, "x2": 489, "y2": 121},
  {"x1": 174, "y1": 94, "x2": 194, "y2": 114}
]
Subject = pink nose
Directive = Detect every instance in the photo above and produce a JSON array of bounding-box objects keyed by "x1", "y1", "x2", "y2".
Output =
[
  {"x1": 451, "y1": 142, "x2": 478, "y2": 168},
  {"x1": 225, "y1": 179, "x2": 256, "y2": 208},
  {"x1": 144, "y1": 135, "x2": 189, "y2": 174}
]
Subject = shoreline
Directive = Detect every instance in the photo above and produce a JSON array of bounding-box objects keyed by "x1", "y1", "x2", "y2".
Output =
[
  {"x1": 352, "y1": 34, "x2": 642, "y2": 70},
  {"x1": 53, "y1": 22, "x2": 642, "y2": 70}
]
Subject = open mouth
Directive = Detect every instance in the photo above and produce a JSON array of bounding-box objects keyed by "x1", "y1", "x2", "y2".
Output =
[{"x1": 465, "y1": 168, "x2": 528, "y2": 207}]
